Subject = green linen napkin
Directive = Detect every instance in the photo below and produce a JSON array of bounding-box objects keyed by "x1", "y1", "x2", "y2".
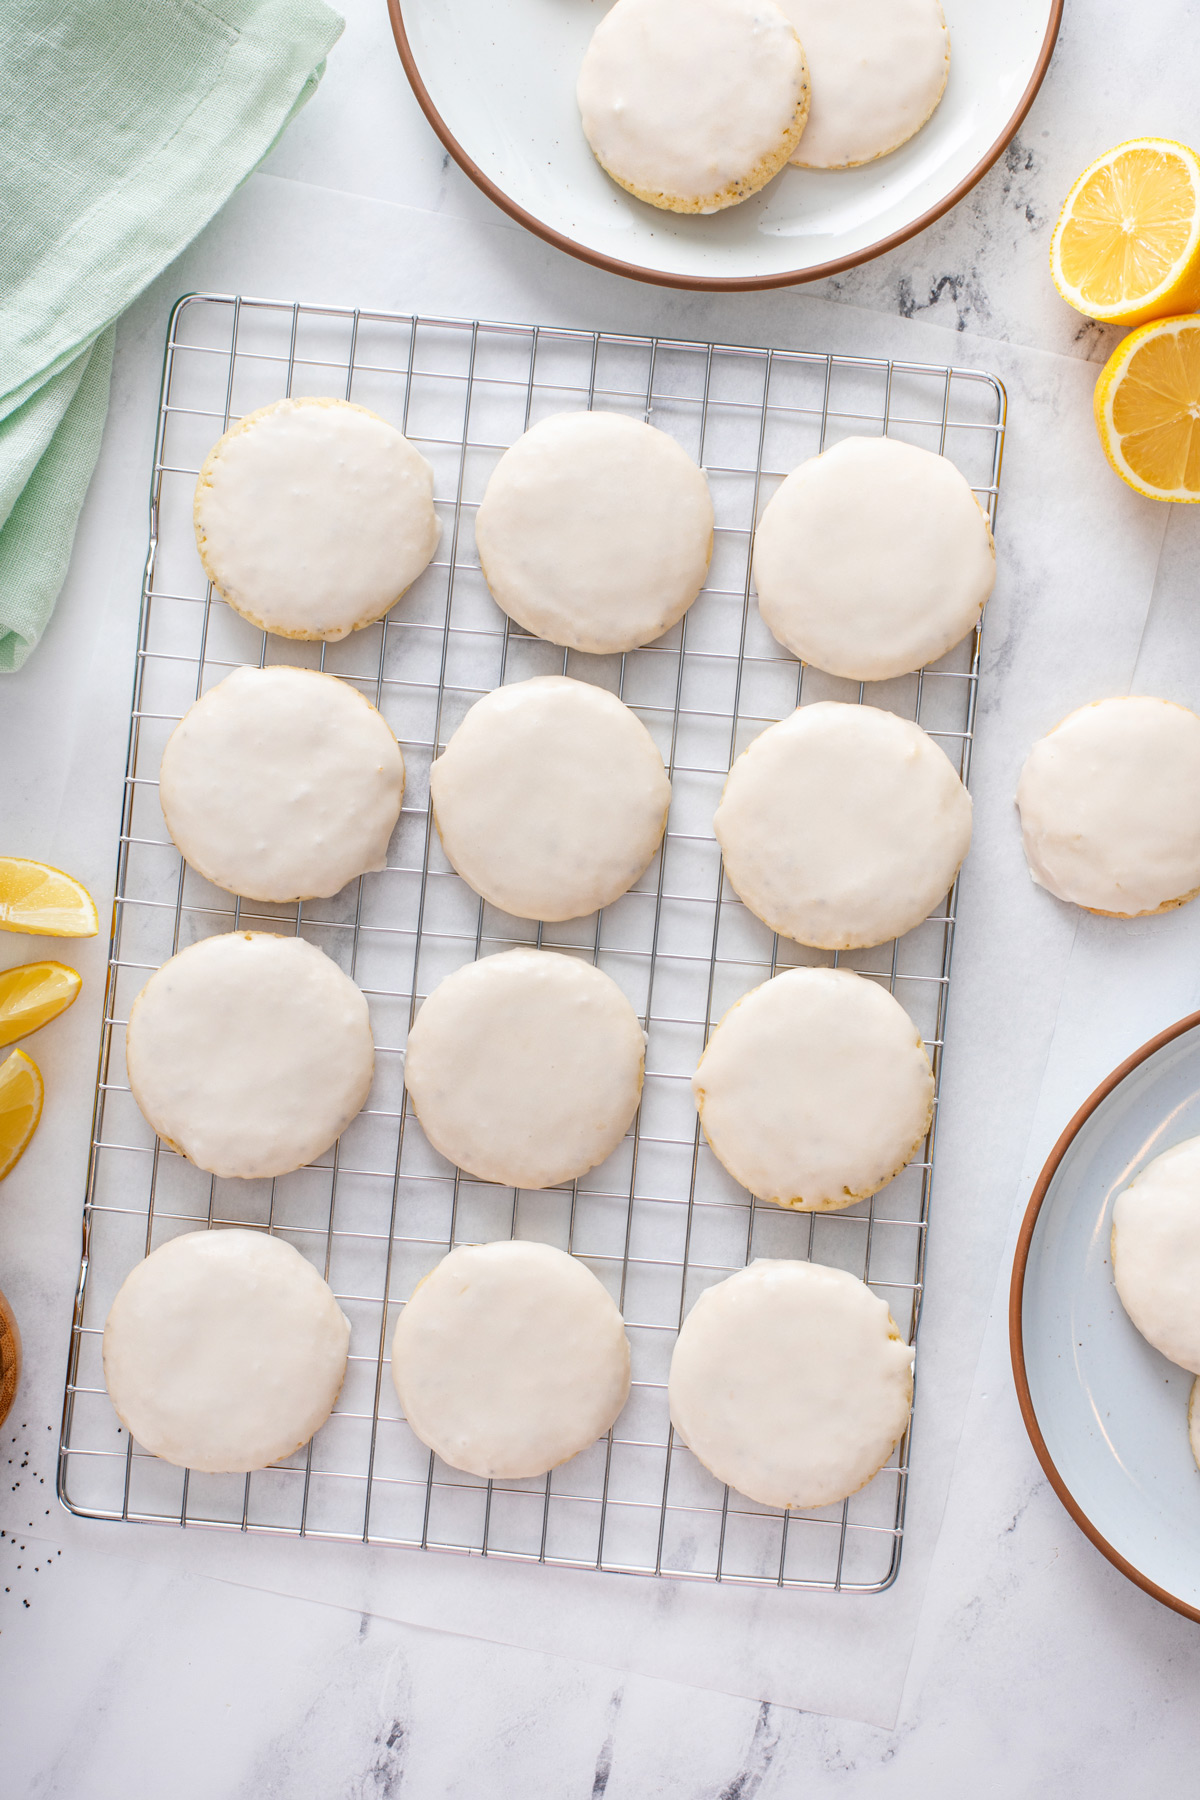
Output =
[{"x1": 0, "y1": 0, "x2": 344, "y2": 672}]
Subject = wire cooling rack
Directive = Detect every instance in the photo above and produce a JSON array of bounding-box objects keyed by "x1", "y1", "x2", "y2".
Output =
[{"x1": 58, "y1": 293, "x2": 1006, "y2": 1592}]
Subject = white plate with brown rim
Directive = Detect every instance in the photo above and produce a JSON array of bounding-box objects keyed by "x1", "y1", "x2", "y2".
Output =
[{"x1": 387, "y1": 0, "x2": 1063, "y2": 291}]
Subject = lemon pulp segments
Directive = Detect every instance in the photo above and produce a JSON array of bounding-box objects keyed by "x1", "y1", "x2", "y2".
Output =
[
  {"x1": 0, "y1": 1049, "x2": 43, "y2": 1179},
  {"x1": 0, "y1": 858, "x2": 98, "y2": 937},
  {"x1": 0, "y1": 962, "x2": 82, "y2": 1049},
  {"x1": 1060, "y1": 149, "x2": 1192, "y2": 302},
  {"x1": 1094, "y1": 317, "x2": 1200, "y2": 502},
  {"x1": 1052, "y1": 139, "x2": 1200, "y2": 325}
]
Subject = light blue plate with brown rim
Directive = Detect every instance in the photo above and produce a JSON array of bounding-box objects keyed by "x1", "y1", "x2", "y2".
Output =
[{"x1": 1011, "y1": 1011, "x2": 1200, "y2": 1621}]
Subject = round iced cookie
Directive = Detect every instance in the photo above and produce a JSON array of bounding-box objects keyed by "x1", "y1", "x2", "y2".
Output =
[
  {"x1": 1016, "y1": 697, "x2": 1200, "y2": 917},
  {"x1": 779, "y1": 0, "x2": 949, "y2": 169},
  {"x1": 668, "y1": 1260, "x2": 914, "y2": 1509},
  {"x1": 430, "y1": 677, "x2": 671, "y2": 921},
  {"x1": 752, "y1": 437, "x2": 995, "y2": 682},
  {"x1": 403, "y1": 949, "x2": 645, "y2": 1190},
  {"x1": 714, "y1": 702, "x2": 972, "y2": 950},
  {"x1": 474, "y1": 412, "x2": 713, "y2": 654},
  {"x1": 194, "y1": 396, "x2": 440, "y2": 640},
  {"x1": 102, "y1": 1229, "x2": 350, "y2": 1473},
  {"x1": 125, "y1": 932, "x2": 374, "y2": 1180},
  {"x1": 391, "y1": 1240, "x2": 631, "y2": 1479},
  {"x1": 1112, "y1": 1136, "x2": 1200, "y2": 1373},
  {"x1": 159, "y1": 666, "x2": 405, "y2": 904},
  {"x1": 693, "y1": 967, "x2": 932, "y2": 1210},
  {"x1": 577, "y1": 0, "x2": 810, "y2": 214}
]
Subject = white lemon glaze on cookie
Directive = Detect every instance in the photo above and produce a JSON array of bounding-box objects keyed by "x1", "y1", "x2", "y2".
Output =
[
  {"x1": 125, "y1": 932, "x2": 375, "y2": 1180},
  {"x1": 194, "y1": 397, "x2": 440, "y2": 641},
  {"x1": 577, "y1": 0, "x2": 810, "y2": 213},
  {"x1": 391, "y1": 1240, "x2": 631, "y2": 1479},
  {"x1": 752, "y1": 436, "x2": 995, "y2": 682},
  {"x1": 159, "y1": 666, "x2": 405, "y2": 904},
  {"x1": 779, "y1": 0, "x2": 949, "y2": 169},
  {"x1": 430, "y1": 677, "x2": 671, "y2": 921},
  {"x1": 103, "y1": 1229, "x2": 350, "y2": 1473},
  {"x1": 668, "y1": 1260, "x2": 914, "y2": 1509},
  {"x1": 1189, "y1": 1379, "x2": 1200, "y2": 1472},
  {"x1": 1016, "y1": 697, "x2": 1200, "y2": 917},
  {"x1": 714, "y1": 702, "x2": 972, "y2": 950},
  {"x1": 403, "y1": 949, "x2": 645, "y2": 1190},
  {"x1": 474, "y1": 412, "x2": 713, "y2": 654},
  {"x1": 1112, "y1": 1136, "x2": 1200, "y2": 1374},
  {"x1": 693, "y1": 967, "x2": 933, "y2": 1210}
]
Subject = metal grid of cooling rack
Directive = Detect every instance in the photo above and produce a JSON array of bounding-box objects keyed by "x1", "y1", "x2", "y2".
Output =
[{"x1": 58, "y1": 293, "x2": 1006, "y2": 1592}]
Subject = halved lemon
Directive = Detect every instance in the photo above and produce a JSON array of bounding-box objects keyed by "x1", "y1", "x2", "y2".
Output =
[
  {"x1": 0, "y1": 962, "x2": 82, "y2": 1049},
  {"x1": 1051, "y1": 138, "x2": 1200, "y2": 326},
  {"x1": 0, "y1": 1050, "x2": 43, "y2": 1180},
  {"x1": 1094, "y1": 316, "x2": 1200, "y2": 502},
  {"x1": 0, "y1": 859, "x2": 98, "y2": 937}
]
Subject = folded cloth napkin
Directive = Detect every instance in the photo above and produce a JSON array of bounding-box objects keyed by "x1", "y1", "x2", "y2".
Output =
[{"x1": 0, "y1": 0, "x2": 344, "y2": 672}]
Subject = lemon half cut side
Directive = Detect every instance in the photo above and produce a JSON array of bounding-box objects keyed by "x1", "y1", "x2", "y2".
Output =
[
  {"x1": 1094, "y1": 316, "x2": 1200, "y2": 503},
  {"x1": 1051, "y1": 138, "x2": 1200, "y2": 327}
]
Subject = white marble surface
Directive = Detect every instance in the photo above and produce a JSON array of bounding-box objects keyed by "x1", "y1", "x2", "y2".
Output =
[{"x1": 6, "y1": 0, "x2": 1200, "y2": 1789}]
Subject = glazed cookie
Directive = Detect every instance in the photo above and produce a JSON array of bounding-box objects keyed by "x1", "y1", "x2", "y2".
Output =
[
  {"x1": 577, "y1": 0, "x2": 810, "y2": 213},
  {"x1": 125, "y1": 932, "x2": 374, "y2": 1180},
  {"x1": 159, "y1": 666, "x2": 405, "y2": 903},
  {"x1": 430, "y1": 676, "x2": 671, "y2": 921},
  {"x1": 474, "y1": 412, "x2": 713, "y2": 654},
  {"x1": 668, "y1": 1260, "x2": 914, "y2": 1509},
  {"x1": 693, "y1": 967, "x2": 933, "y2": 1210},
  {"x1": 1112, "y1": 1136, "x2": 1200, "y2": 1373},
  {"x1": 714, "y1": 702, "x2": 972, "y2": 949},
  {"x1": 780, "y1": 0, "x2": 950, "y2": 169},
  {"x1": 391, "y1": 1240, "x2": 631, "y2": 1479},
  {"x1": 103, "y1": 1229, "x2": 350, "y2": 1473},
  {"x1": 752, "y1": 436, "x2": 995, "y2": 682},
  {"x1": 194, "y1": 397, "x2": 440, "y2": 640},
  {"x1": 402, "y1": 949, "x2": 645, "y2": 1189},
  {"x1": 1016, "y1": 696, "x2": 1200, "y2": 916}
]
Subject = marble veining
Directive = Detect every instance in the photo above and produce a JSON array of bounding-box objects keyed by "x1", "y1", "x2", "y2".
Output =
[{"x1": 7, "y1": 0, "x2": 1200, "y2": 1791}]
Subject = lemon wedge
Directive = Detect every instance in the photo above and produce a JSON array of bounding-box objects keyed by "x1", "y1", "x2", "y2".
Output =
[
  {"x1": 1051, "y1": 138, "x2": 1200, "y2": 326},
  {"x1": 0, "y1": 961, "x2": 82, "y2": 1049},
  {"x1": 0, "y1": 1050, "x2": 43, "y2": 1180},
  {"x1": 1094, "y1": 316, "x2": 1200, "y2": 502},
  {"x1": 0, "y1": 859, "x2": 98, "y2": 938}
]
